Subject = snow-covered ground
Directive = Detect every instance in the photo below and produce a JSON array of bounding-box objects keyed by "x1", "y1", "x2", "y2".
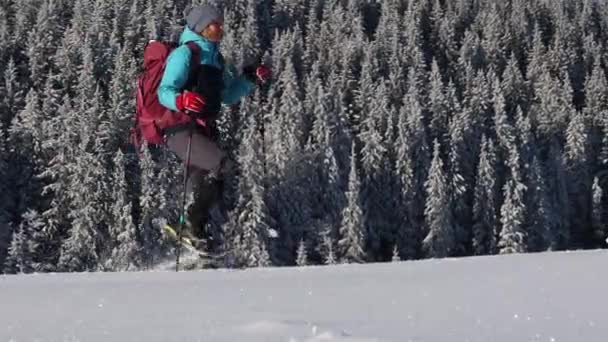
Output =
[{"x1": 1, "y1": 250, "x2": 606, "y2": 342}]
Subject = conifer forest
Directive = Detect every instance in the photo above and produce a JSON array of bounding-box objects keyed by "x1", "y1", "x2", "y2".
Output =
[{"x1": 1, "y1": 0, "x2": 607, "y2": 273}]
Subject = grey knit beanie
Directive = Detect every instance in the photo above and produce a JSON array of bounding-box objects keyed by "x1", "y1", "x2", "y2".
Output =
[{"x1": 186, "y1": 4, "x2": 223, "y2": 33}]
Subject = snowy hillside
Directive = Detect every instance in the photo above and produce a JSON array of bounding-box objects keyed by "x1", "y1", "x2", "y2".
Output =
[{"x1": 1, "y1": 250, "x2": 607, "y2": 342}]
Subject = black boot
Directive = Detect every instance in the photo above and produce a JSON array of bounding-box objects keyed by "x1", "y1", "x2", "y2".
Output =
[{"x1": 186, "y1": 175, "x2": 223, "y2": 246}]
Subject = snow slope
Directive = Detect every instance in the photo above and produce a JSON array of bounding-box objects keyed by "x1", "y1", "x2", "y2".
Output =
[{"x1": 1, "y1": 250, "x2": 606, "y2": 342}]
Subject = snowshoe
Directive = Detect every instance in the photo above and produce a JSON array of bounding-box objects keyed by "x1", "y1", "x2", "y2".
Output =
[{"x1": 162, "y1": 224, "x2": 218, "y2": 260}]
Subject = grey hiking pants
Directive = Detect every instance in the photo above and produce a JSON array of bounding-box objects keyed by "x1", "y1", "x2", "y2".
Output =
[
  {"x1": 166, "y1": 129, "x2": 228, "y2": 235},
  {"x1": 166, "y1": 129, "x2": 226, "y2": 190}
]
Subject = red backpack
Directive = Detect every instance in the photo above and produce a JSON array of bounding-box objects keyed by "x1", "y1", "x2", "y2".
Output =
[{"x1": 132, "y1": 40, "x2": 201, "y2": 146}]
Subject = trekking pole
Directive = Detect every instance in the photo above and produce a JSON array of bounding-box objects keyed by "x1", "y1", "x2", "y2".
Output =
[{"x1": 176, "y1": 122, "x2": 195, "y2": 272}]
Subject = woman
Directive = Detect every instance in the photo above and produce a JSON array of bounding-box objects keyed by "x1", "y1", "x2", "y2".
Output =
[{"x1": 157, "y1": 4, "x2": 271, "y2": 243}]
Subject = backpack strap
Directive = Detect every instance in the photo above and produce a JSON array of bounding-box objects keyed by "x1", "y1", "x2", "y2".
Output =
[
  {"x1": 181, "y1": 41, "x2": 202, "y2": 93},
  {"x1": 185, "y1": 41, "x2": 201, "y2": 74}
]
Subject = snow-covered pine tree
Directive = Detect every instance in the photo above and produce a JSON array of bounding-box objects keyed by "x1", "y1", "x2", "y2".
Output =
[
  {"x1": 515, "y1": 106, "x2": 534, "y2": 176},
  {"x1": 75, "y1": 38, "x2": 108, "y2": 151},
  {"x1": 107, "y1": 43, "x2": 137, "y2": 154},
  {"x1": 325, "y1": 69, "x2": 354, "y2": 175},
  {"x1": 514, "y1": 106, "x2": 545, "y2": 250},
  {"x1": 0, "y1": 124, "x2": 10, "y2": 267},
  {"x1": 498, "y1": 142, "x2": 527, "y2": 255},
  {"x1": 592, "y1": 177, "x2": 606, "y2": 246},
  {"x1": 237, "y1": 183, "x2": 273, "y2": 268},
  {"x1": 429, "y1": 0, "x2": 458, "y2": 78},
  {"x1": 0, "y1": 4, "x2": 10, "y2": 65},
  {"x1": 137, "y1": 143, "x2": 164, "y2": 269},
  {"x1": 51, "y1": 35, "x2": 80, "y2": 97},
  {"x1": 108, "y1": 150, "x2": 140, "y2": 271},
  {"x1": 526, "y1": 156, "x2": 554, "y2": 252},
  {"x1": 447, "y1": 107, "x2": 474, "y2": 255},
  {"x1": 25, "y1": 0, "x2": 64, "y2": 90},
  {"x1": 380, "y1": 96, "x2": 401, "y2": 256},
  {"x1": 322, "y1": 229, "x2": 337, "y2": 266},
  {"x1": 0, "y1": 58, "x2": 24, "y2": 129},
  {"x1": 154, "y1": 154, "x2": 182, "y2": 239},
  {"x1": 89, "y1": 85, "x2": 114, "y2": 157},
  {"x1": 401, "y1": 72, "x2": 432, "y2": 257},
  {"x1": 235, "y1": 0, "x2": 261, "y2": 69},
  {"x1": 423, "y1": 139, "x2": 456, "y2": 258},
  {"x1": 545, "y1": 25, "x2": 575, "y2": 90},
  {"x1": 58, "y1": 152, "x2": 105, "y2": 272},
  {"x1": 501, "y1": 53, "x2": 529, "y2": 115},
  {"x1": 272, "y1": 0, "x2": 306, "y2": 33},
  {"x1": 315, "y1": 141, "x2": 344, "y2": 243},
  {"x1": 265, "y1": 59, "x2": 301, "y2": 179},
  {"x1": 34, "y1": 94, "x2": 76, "y2": 273},
  {"x1": 530, "y1": 60, "x2": 574, "y2": 140},
  {"x1": 353, "y1": 42, "x2": 379, "y2": 132},
  {"x1": 391, "y1": 245, "x2": 401, "y2": 262},
  {"x1": 53, "y1": 32, "x2": 114, "y2": 272},
  {"x1": 146, "y1": 0, "x2": 177, "y2": 42},
  {"x1": 507, "y1": 0, "x2": 530, "y2": 67},
  {"x1": 109, "y1": 0, "x2": 131, "y2": 49},
  {"x1": 40, "y1": 68, "x2": 63, "y2": 128},
  {"x1": 11, "y1": 0, "x2": 39, "y2": 86},
  {"x1": 308, "y1": 70, "x2": 330, "y2": 152},
  {"x1": 55, "y1": 0, "x2": 94, "y2": 93},
  {"x1": 472, "y1": 135, "x2": 498, "y2": 255},
  {"x1": 480, "y1": 3, "x2": 509, "y2": 73},
  {"x1": 493, "y1": 79, "x2": 516, "y2": 151},
  {"x1": 580, "y1": 0, "x2": 603, "y2": 39},
  {"x1": 514, "y1": 105, "x2": 536, "y2": 243},
  {"x1": 564, "y1": 110, "x2": 592, "y2": 248},
  {"x1": 401, "y1": 1, "x2": 426, "y2": 80},
  {"x1": 375, "y1": 0, "x2": 400, "y2": 33},
  {"x1": 324, "y1": 0, "x2": 365, "y2": 72},
  {"x1": 17, "y1": 209, "x2": 50, "y2": 272},
  {"x1": 3, "y1": 220, "x2": 33, "y2": 275},
  {"x1": 385, "y1": 28, "x2": 406, "y2": 107},
  {"x1": 581, "y1": 34, "x2": 602, "y2": 78},
  {"x1": 583, "y1": 61, "x2": 608, "y2": 161},
  {"x1": 429, "y1": 58, "x2": 449, "y2": 143},
  {"x1": 303, "y1": 70, "x2": 348, "y2": 259},
  {"x1": 359, "y1": 81, "x2": 397, "y2": 260},
  {"x1": 124, "y1": 0, "x2": 147, "y2": 53},
  {"x1": 443, "y1": 78, "x2": 460, "y2": 132},
  {"x1": 296, "y1": 239, "x2": 308, "y2": 266},
  {"x1": 275, "y1": 59, "x2": 305, "y2": 153},
  {"x1": 302, "y1": 0, "x2": 323, "y2": 73},
  {"x1": 394, "y1": 105, "x2": 419, "y2": 260},
  {"x1": 458, "y1": 30, "x2": 485, "y2": 74},
  {"x1": 227, "y1": 114, "x2": 272, "y2": 268},
  {"x1": 551, "y1": 22, "x2": 586, "y2": 108},
  {"x1": 448, "y1": 71, "x2": 492, "y2": 255},
  {"x1": 7, "y1": 88, "x2": 46, "y2": 237},
  {"x1": 268, "y1": 25, "x2": 305, "y2": 82},
  {"x1": 338, "y1": 142, "x2": 366, "y2": 264},
  {"x1": 264, "y1": 59, "x2": 312, "y2": 264},
  {"x1": 545, "y1": 141, "x2": 571, "y2": 250}
]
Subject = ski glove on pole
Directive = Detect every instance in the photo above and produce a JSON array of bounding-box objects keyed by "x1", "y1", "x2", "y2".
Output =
[
  {"x1": 243, "y1": 64, "x2": 271, "y2": 85},
  {"x1": 176, "y1": 90, "x2": 206, "y2": 114},
  {"x1": 256, "y1": 65, "x2": 271, "y2": 83}
]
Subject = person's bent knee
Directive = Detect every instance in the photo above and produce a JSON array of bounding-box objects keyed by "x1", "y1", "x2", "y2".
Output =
[{"x1": 211, "y1": 155, "x2": 233, "y2": 178}]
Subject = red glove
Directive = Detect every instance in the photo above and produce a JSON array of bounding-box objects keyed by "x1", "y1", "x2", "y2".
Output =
[
  {"x1": 255, "y1": 65, "x2": 271, "y2": 83},
  {"x1": 176, "y1": 90, "x2": 206, "y2": 114},
  {"x1": 244, "y1": 64, "x2": 271, "y2": 85}
]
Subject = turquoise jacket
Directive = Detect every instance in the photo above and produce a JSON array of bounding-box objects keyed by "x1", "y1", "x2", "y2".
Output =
[{"x1": 157, "y1": 27, "x2": 255, "y2": 111}]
